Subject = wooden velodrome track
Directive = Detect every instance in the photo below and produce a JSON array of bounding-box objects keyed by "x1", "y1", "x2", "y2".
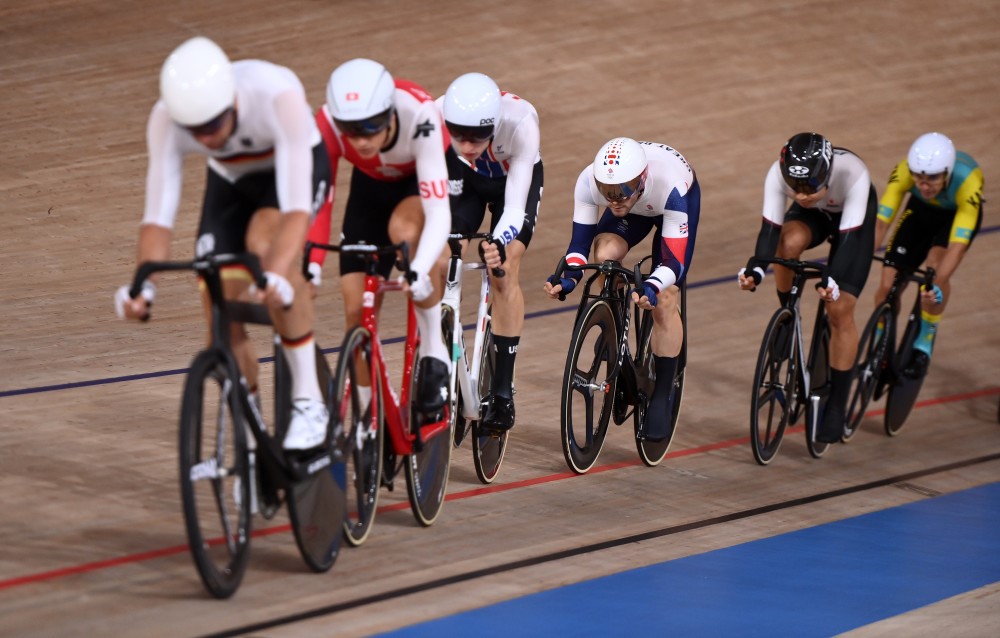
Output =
[{"x1": 2, "y1": 0, "x2": 998, "y2": 635}]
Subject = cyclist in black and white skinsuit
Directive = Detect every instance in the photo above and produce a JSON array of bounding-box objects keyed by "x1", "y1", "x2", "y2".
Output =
[
  {"x1": 739, "y1": 132, "x2": 877, "y2": 444},
  {"x1": 114, "y1": 36, "x2": 332, "y2": 450},
  {"x1": 436, "y1": 73, "x2": 543, "y2": 432}
]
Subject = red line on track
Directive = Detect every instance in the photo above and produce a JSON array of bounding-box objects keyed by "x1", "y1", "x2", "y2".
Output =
[{"x1": 2, "y1": 385, "x2": 997, "y2": 592}]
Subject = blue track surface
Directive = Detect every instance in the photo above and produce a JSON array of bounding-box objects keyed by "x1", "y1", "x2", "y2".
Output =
[{"x1": 385, "y1": 482, "x2": 1000, "y2": 637}]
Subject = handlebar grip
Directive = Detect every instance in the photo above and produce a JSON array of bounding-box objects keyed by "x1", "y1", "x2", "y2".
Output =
[{"x1": 923, "y1": 267, "x2": 936, "y2": 290}]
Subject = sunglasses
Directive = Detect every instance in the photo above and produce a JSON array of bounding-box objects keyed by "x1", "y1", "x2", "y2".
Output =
[
  {"x1": 596, "y1": 173, "x2": 645, "y2": 203},
  {"x1": 333, "y1": 109, "x2": 393, "y2": 137},
  {"x1": 185, "y1": 108, "x2": 233, "y2": 137},
  {"x1": 446, "y1": 122, "x2": 494, "y2": 143}
]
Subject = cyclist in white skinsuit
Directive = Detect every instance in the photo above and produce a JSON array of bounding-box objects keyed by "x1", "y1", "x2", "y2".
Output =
[
  {"x1": 738, "y1": 133, "x2": 877, "y2": 444},
  {"x1": 115, "y1": 36, "x2": 332, "y2": 450},
  {"x1": 435, "y1": 73, "x2": 543, "y2": 432},
  {"x1": 544, "y1": 138, "x2": 701, "y2": 444},
  {"x1": 306, "y1": 58, "x2": 452, "y2": 420}
]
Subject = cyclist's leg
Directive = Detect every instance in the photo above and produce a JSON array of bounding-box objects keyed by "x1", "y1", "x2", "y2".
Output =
[
  {"x1": 388, "y1": 194, "x2": 450, "y2": 415},
  {"x1": 818, "y1": 197, "x2": 875, "y2": 442},
  {"x1": 774, "y1": 205, "x2": 819, "y2": 300}
]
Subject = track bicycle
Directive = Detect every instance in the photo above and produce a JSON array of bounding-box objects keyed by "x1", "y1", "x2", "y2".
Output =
[
  {"x1": 128, "y1": 252, "x2": 345, "y2": 599},
  {"x1": 305, "y1": 241, "x2": 453, "y2": 546},
  {"x1": 443, "y1": 232, "x2": 510, "y2": 484},
  {"x1": 551, "y1": 256, "x2": 687, "y2": 474},
  {"x1": 747, "y1": 257, "x2": 834, "y2": 465},
  {"x1": 846, "y1": 256, "x2": 936, "y2": 438}
]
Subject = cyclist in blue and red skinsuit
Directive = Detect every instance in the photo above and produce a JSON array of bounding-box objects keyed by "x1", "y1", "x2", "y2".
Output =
[{"x1": 544, "y1": 137, "x2": 700, "y2": 444}]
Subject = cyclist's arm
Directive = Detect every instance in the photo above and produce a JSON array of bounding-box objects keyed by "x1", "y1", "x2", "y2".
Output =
[
  {"x1": 934, "y1": 166, "x2": 983, "y2": 285},
  {"x1": 648, "y1": 186, "x2": 696, "y2": 291},
  {"x1": 875, "y1": 159, "x2": 911, "y2": 249},
  {"x1": 410, "y1": 101, "x2": 451, "y2": 276},
  {"x1": 565, "y1": 169, "x2": 601, "y2": 266},
  {"x1": 492, "y1": 116, "x2": 540, "y2": 246},
  {"x1": 267, "y1": 89, "x2": 315, "y2": 276},
  {"x1": 749, "y1": 163, "x2": 788, "y2": 270},
  {"x1": 829, "y1": 168, "x2": 873, "y2": 290},
  {"x1": 306, "y1": 107, "x2": 344, "y2": 269}
]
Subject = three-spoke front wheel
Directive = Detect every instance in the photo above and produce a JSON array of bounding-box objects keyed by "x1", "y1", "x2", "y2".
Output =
[
  {"x1": 750, "y1": 309, "x2": 797, "y2": 466},
  {"x1": 179, "y1": 350, "x2": 251, "y2": 599},
  {"x1": 561, "y1": 300, "x2": 618, "y2": 474}
]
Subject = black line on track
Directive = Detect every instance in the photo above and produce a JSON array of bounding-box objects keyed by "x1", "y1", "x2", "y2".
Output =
[{"x1": 202, "y1": 451, "x2": 1000, "y2": 638}]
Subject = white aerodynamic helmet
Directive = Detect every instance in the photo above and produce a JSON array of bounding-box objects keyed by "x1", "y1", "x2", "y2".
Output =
[
  {"x1": 443, "y1": 72, "x2": 501, "y2": 141},
  {"x1": 325, "y1": 58, "x2": 395, "y2": 135},
  {"x1": 908, "y1": 132, "x2": 956, "y2": 178},
  {"x1": 159, "y1": 36, "x2": 236, "y2": 127},
  {"x1": 593, "y1": 137, "x2": 649, "y2": 202}
]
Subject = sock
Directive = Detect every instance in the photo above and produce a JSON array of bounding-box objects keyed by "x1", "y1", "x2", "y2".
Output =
[
  {"x1": 281, "y1": 333, "x2": 323, "y2": 402},
  {"x1": 491, "y1": 335, "x2": 519, "y2": 399},
  {"x1": 415, "y1": 304, "x2": 450, "y2": 364},
  {"x1": 913, "y1": 310, "x2": 942, "y2": 357},
  {"x1": 356, "y1": 384, "x2": 372, "y2": 414},
  {"x1": 828, "y1": 367, "x2": 852, "y2": 415}
]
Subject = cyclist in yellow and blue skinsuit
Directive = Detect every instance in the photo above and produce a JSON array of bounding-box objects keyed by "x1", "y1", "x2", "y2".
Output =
[{"x1": 873, "y1": 132, "x2": 984, "y2": 377}]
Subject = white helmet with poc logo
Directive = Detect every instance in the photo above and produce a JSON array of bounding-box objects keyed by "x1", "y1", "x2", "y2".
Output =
[{"x1": 443, "y1": 72, "x2": 501, "y2": 142}]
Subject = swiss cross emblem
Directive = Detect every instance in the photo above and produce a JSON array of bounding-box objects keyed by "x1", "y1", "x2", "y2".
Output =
[{"x1": 346, "y1": 92, "x2": 359, "y2": 101}]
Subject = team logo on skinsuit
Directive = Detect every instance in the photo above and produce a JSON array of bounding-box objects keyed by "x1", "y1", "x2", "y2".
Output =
[{"x1": 449, "y1": 179, "x2": 463, "y2": 196}]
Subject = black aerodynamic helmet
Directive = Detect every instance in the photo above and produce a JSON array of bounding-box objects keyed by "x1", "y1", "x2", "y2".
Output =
[{"x1": 779, "y1": 132, "x2": 833, "y2": 195}]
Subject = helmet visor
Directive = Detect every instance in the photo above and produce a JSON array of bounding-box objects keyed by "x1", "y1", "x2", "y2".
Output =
[
  {"x1": 446, "y1": 122, "x2": 494, "y2": 143},
  {"x1": 782, "y1": 173, "x2": 829, "y2": 195},
  {"x1": 333, "y1": 108, "x2": 393, "y2": 137},
  {"x1": 185, "y1": 108, "x2": 233, "y2": 137},
  {"x1": 596, "y1": 173, "x2": 644, "y2": 203}
]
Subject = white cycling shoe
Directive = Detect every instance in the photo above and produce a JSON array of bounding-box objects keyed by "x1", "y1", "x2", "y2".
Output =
[{"x1": 282, "y1": 398, "x2": 330, "y2": 450}]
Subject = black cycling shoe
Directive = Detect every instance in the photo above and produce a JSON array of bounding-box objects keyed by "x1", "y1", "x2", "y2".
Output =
[
  {"x1": 640, "y1": 386, "x2": 676, "y2": 443},
  {"x1": 816, "y1": 404, "x2": 845, "y2": 444},
  {"x1": 481, "y1": 395, "x2": 515, "y2": 433},
  {"x1": 416, "y1": 357, "x2": 450, "y2": 417},
  {"x1": 903, "y1": 350, "x2": 931, "y2": 379}
]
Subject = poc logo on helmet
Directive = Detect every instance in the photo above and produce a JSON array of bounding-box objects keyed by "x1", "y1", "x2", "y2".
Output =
[
  {"x1": 479, "y1": 117, "x2": 495, "y2": 125},
  {"x1": 788, "y1": 165, "x2": 810, "y2": 176}
]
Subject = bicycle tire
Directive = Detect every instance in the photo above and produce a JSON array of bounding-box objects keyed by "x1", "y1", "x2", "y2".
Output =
[
  {"x1": 472, "y1": 319, "x2": 509, "y2": 483},
  {"x1": 884, "y1": 315, "x2": 926, "y2": 436},
  {"x1": 336, "y1": 327, "x2": 384, "y2": 547},
  {"x1": 405, "y1": 351, "x2": 453, "y2": 527},
  {"x1": 844, "y1": 304, "x2": 893, "y2": 441},
  {"x1": 805, "y1": 314, "x2": 831, "y2": 459},
  {"x1": 287, "y1": 345, "x2": 345, "y2": 572},
  {"x1": 178, "y1": 349, "x2": 251, "y2": 599},
  {"x1": 442, "y1": 306, "x2": 470, "y2": 449},
  {"x1": 749, "y1": 308, "x2": 797, "y2": 466},
  {"x1": 561, "y1": 300, "x2": 617, "y2": 474},
  {"x1": 635, "y1": 308, "x2": 684, "y2": 466}
]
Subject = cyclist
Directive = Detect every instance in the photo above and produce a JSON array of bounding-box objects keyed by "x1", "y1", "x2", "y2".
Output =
[
  {"x1": 114, "y1": 36, "x2": 332, "y2": 450},
  {"x1": 436, "y1": 72, "x2": 543, "y2": 432},
  {"x1": 306, "y1": 58, "x2": 452, "y2": 420},
  {"x1": 738, "y1": 132, "x2": 877, "y2": 444},
  {"x1": 543, "y1": 137, "x2": 700, "y2": 442},
  {"x1": 872, "y1": 132, "x2": 983, "y2": 378}
]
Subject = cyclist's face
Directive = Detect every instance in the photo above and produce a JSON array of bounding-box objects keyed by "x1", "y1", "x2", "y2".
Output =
[
  {"x1": 607, "y1": 193, "x2": 640, "y2": 217},
  {"x1": 453, "y1": 138, "x2": 491, "y2": 163},
  {"x1": 186, "y1": 108, "x2": 236, "y2": 150},
  {"x1": 911, "y1": 172, "x2": 946, "y2": 199},
  {"x1": 344, "y1": 128, "x2": 391, "y2": 159},
  {"x1": 793, "y1": 186, "x2": 827, "y2": 206}
]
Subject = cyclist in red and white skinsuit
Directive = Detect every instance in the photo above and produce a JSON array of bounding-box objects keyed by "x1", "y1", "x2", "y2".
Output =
[
  {"x1": 115, "y1": 36, "x2": 332, "y2": 451},
  {"x1": 306, "y1": 58, "x2": 452, "y2": 417}
]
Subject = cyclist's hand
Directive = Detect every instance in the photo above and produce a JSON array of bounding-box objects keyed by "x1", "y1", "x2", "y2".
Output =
[
  {"x1": 920, "y1": 283, "x2": 944, "y2": 306},
  {"x1": 544, "y1": 274, "x2": 577, "y2": 301},
  {"x1": 405, "y1": 270, "x2": 434, "y2": 302},
  {"x1": 261, "y1": 271, "x2": 295, "y2": 309},
  {"x1": 816, "y1": 275, "x2": 840, "y2": 302},
  {"x1": 478, "y1": 238, "x2": 506, "y2": 270},
  {"x1": 631, "y1": 281, "x2": 659, "y2": 309},
  {"x1": 738, "y1": 267, "x2": 764, "y2": 291},
  {"x1": 306, "y1": 262, "x2": 322, "y2": 299},
  {"x1": 114, "y1": 282, "x2": 155, "y2": 321}
]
